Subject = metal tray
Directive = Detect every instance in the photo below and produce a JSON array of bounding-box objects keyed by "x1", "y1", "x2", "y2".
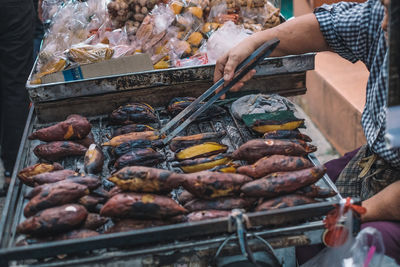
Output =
[
  {"x1": 26, "y1": 54, "x2": 315, "y2": 104},
  {"x1": 0, "y1": 97, "x2": 341, "y2": 266}
]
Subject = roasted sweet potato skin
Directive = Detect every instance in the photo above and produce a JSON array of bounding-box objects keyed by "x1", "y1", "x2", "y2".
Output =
[
  {"x1": 186, "y1": 210, "x2": 231, "y2": 222},
  {"x1": 255, "y1": 195, "x2": 317, "y2": 211},
  {"x1": 17, "y1": 204, "x2": 88, "y2": 236},
  {"x1": 184, "y1": 197, "x2": 256, "y2": 212},
  {"x1": 66, "y1": 175, "x2": 101, "y2": 190},
  {"x1": 84, "y1": 144, "x2": 104, "y2": 174},
  {"x1": 241, "y1": 166, "x2": 326, "y2": 198},
  {"x1": 113, "y1": 148, "x2": 165, "y2": 170},
  {"x1": 74, "y1": 131, "x2": 95, "y2": 148},
  {"x1": 177, "y1": 190, "x2": 195, "y2": 205},
  {"x1": 237, "y1": 155, "x2": 313, "y2": 178},
  {"x1": 29, "y1": 114, "x2": 91, "y2": 142},
  {"x1": 108, "y1": 166, "x2": 184, "y2": 193},
  {"x1": 100, "y1": 193, "x2": 187, "y2": 219},
  {"x1": 295, "y1": 185, "x2": 337, "y2": 198},
  {"x1": 18, "y1": 163, "x2": 63, "y2": 186},
  {"x1": 167, "y1": 97, "x2": 225, "y2": 120},
  {"x1": 83, "y1": 213, "x2": 108, "y2": 230},
  {"x1": 182, "y1": 171, "x2": 252, "y2": 199},
  {"x1": 232, "y1": 139, "x2": 311, "y2": 163},
  {"x1": 263, "y1": 130, "x2": 312, "y2": 142},
  {"x1": 24, "y1": 182, "x2": 89, "y2": 217},
  {"x1": 79, "y1": 195, "x2": 106, "y2": 212},
  {"x1": 32, "y1": 169, "x2": 78, "y2": 186},
  {"x1": 102, "y1": 131, "x2": 161, "y2": 147},
  {"x1": 169, "y1": 131, "x2": 226, "y2": 152},
  {"x1": 33, "y1": 141, "x2": 87, "y2": 161}
]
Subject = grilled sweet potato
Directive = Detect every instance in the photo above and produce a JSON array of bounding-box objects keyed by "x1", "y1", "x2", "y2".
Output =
[
  {"x1": 284, "y1": 139, "x2": 317, "y2": 154},
  {"x1": 83, "y1": 213, "x2": 108, "y2": 230},
  {"x1": 263, "y1": 130, "x2": 312, "y2": 142},
  {"x1": 108, "y1": 166, "x2": 184, "y2": 193},
  {"x1": 232, "y1": 139, "x2": 311, "y2": 163},
  {"x1": 113, "y1": 148, "x2": 165, "y2": 170},
  {"x1": 74, "y1": 131, "x2": 95, "y2": 148},
  {"x1": 174, "y1": 153, "x2": 231, "y2": 173},
  {"x1": 84, "y1": 144, "x2": 104, "y2": 174},
  {"x1": 34, "y1": 141, "x2": 87, "y2": 161},
  {"x1": 169, "y1": 131, "x2": 226, "y2": 152},
  {"x1": 252, "y1": 119, "x2": 304, "y2": 134},
  {"x1": 79, "y1": 195, "x2": 106, "y2": 211},
  {"x1": 182, "y1": 171, "x2": 252, "y2": 199},
  {"x1": 111, "y1": 139, "x2": 164, "y2": 158},
  {"x1": 100, "y1": 193, "x2": 187, "y2": 219},
  {"x1": 295, "y1": 185, "x2": 337, "y2": 198},
  {"x1": 102, "y1": 131, "x2": 161, "y2": 147},
  {"x1": 18, "y1": 163, "x2": 63, "y2": 186},
  {"x1": 177, "y1": 190, "x2": 195, "y2": 205},
  {"x1": 175, "y1": 142, "x2": 228, "y2": 161},
  {"x1": 184, "y1": 197, "x2": 256, "y2": 212},
  {"x1": 112, "y1": 124, "x2": 155, "y2": 137},
  {"x1": 28, "y1": 114, "x2": 91, "y2": 142},
  {"x1": 106, "y1": 219, "x2": 169, "y2": 233},
  {"x1": 209, "y1": 163, "x2": 239, "y2": 173},
  {"x1": 66, "y1": 175, "x2": 101, "y2": 190},
  {"x1": 186, "y1": 210, "x2": 231, "y2": 222},
  {"x1": 32, "y1": 169, "x2": 78, "y2": 185},
  {"x1": 255, "y1": 195, "x2": 317, "y2": 211},
  {"x1": 241, "y1": 165, "x2": 326, "y2": 198},
  {"x1": 24, "y1": 182, "x2": 89, "y2": 217},
  {"x1": 237, "y1": 155, "x2": 313, "y2": 178},
  {"x1": 110, "y1": 103, "x2": 157, "y2": 125},
  {"x1": 17, "y1": 204, "x2": 88, "y2": 236}
]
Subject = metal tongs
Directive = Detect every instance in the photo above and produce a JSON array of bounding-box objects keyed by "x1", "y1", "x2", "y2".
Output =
[{"x1": 158, "y1": 38, "x2": 280, "y2": 144}]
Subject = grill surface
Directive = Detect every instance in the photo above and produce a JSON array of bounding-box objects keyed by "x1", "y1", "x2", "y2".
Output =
[{"x1": 0, "y1": 100, "x2": 342, "y2": 266}]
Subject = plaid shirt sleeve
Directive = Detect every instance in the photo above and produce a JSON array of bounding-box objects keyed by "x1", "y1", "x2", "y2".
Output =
[{"x1": 314, "y1": 0, "x2": 383, "y2": 64}]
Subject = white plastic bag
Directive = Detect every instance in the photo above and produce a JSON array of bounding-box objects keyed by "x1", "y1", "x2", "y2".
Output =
[{"x1": 205, "y1": 21, "x2": 251, "y2": 64}]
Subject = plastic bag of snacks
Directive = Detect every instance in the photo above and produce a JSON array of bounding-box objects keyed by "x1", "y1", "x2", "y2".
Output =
[{"x1": 66, "y1": 43, "x2": 114, "y2": 65}]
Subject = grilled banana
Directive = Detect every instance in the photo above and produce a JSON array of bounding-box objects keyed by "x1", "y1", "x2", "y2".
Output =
[
  {"x1": 167, "y1": 97, "x2": 226, "y2": 120},
  {"x1": 263, "y1": 130, "x2": 312, "y2": 142},
  {"x1": 111, "y1": 139, "x2": 164, "y2": 158},
  {"x1": 84, "y1": 144, "x2": 104, "y2": 174},
  {"x1": 169, "y1": 131, "x2": 226, "y2": 152},
  {"x1": 102, "y1": 131, "x2": 162, "y2": 147},
  {"x1": 173, "y1": 153, "x2": 231, "y2": 173},
  {"x1": 252, "y1": 119, "x2": 304, "y2": 134},
  {"x1": 209, "y1": 163, "x2": 239, "y2": 173},
  {"x1": 110, "y1": 103, "x2": 157, "y2": 125},
  {"x1": 175, "y1": 142, "x2": 228, "y2": 161},
  {"x1": 113, "y1": 148, "x2": 165, "y2": 170},
  {"x1": 112, "y1": 124, "x2": 155, "y2": 137}
]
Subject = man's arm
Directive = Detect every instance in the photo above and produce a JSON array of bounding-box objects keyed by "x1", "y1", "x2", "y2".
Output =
[
  {"x1": 214, "y1": 13, "x2": 330, "y2": 88},
  {"x1": 362, "y1": 180, "x2": 400, "y2": 222}
]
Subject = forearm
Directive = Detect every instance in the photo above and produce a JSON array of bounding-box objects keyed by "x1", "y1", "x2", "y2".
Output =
[
  {"x1": 248, "y1": 13, "x2": 332, "y2": 57},
  {"x1": 361, "y1": 180, "x2": 400, "y2": 222}
]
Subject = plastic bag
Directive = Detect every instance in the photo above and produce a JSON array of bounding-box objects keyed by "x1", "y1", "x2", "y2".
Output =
[
  {"x1": 205, "y1": 21, "x2": 251, "y2": 63},
  {"x1": 41, "y1": 0, "x2": 64, "y2": 23},
  {"x1": 66, "y1": 43, "x2": 114, "y2": 65},
  {"x1": 301, "y1": 198, "x2": 384, "y2": 267}
]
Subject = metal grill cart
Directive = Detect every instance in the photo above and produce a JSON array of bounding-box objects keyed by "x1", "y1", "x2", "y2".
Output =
[{"x1": 0, "y1": 53, "x2": 351, "y2": 266}]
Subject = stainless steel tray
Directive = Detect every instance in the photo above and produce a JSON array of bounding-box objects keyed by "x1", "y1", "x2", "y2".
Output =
[{"x1": 26, "y1": 54, "x2": 315, "y2": 103}]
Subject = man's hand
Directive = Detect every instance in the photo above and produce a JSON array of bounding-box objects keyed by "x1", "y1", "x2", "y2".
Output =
[{"x1": 213, "y1": 13, "x2": 330, "y2": 99}]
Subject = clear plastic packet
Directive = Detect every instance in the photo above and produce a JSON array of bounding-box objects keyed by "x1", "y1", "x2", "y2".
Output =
[
  {"x1": 174, "y1": 53, "x2": 208, "y2": 67},
  {"x1": 205, "y1": 21, "x2": 251, "y2": 64},
  {"x1": 66, "y1": 43, "x2": 114, "y2": 65},
  {"x1": 301, "y1": 198, "x2": 385, "y2": 267},
  {"x1": 41, "y1": 0, "x2": 64, "y2": 23}
]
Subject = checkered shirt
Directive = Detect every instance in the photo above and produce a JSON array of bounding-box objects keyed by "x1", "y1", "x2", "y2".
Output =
[{"x1": 314, "y1": 0, "x2": 400, "y2": 169}]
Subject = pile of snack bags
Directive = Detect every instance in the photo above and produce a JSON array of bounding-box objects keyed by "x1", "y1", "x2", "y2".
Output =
[{"x1": 33, "y1": 0, "x2": 280, "y2": 84}]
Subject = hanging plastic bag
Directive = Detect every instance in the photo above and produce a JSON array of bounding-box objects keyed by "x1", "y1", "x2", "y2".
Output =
[{"x1": 301, "y1": 198, "x2": 385, "y2": 267}]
